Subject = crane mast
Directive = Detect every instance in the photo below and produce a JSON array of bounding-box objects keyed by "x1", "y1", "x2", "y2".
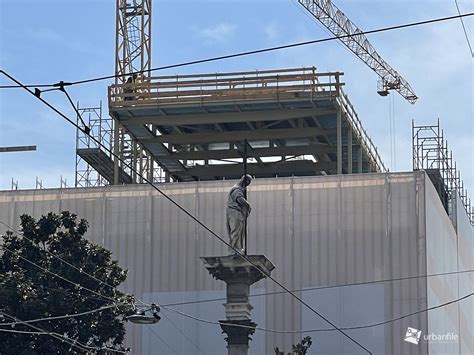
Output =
[
  {"x1": 112, "y1": 0, "x2": 156, "y2": 185},
  {"x1": 298, "y1": 0, "x2": 418, "y2": 104},
  {"x1": 115, "y1": 0, "x2": 152, "y2": 85}
]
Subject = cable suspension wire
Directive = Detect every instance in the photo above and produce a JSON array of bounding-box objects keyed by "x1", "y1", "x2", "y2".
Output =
[
  {"x1": 0, "y1": 244, "x2": 116, "y2": 304},
  {"x1": 0, "y1": 220, "x2": 118, "y2": 293},
  {"x1": 0, "y1": 329, "x2": 52, "y2": 335},
  {"x1": 160, "y1": 269, "x2": 474, "y2": 307},
  {"x1": 146, "y1": 326, "x2": 179, "y2": 355},
  {"x1": 0, "y1": 220, "x2": 149, "y2": 306},
  {"x1": 0, "y1": 305, "x2": 116, "y2": 327},
  {"x1": 160, "y1": 311, "x2": 206, "y2": 355},
  {"x1": 454, "y1": 0, "x2": 474, "y2": 57},
  {"x1": 162, "y1": 292, "x2": 474, "y2": 334},
  {"x1": 0, "y1": 12, "x2": 472, "y2": 89},
  {"x1": 1, "y1": 70, "x2": 372, "y2": 355},
  {"x1": 0, "y1": 311, "x2": 127, "y2": 353}
]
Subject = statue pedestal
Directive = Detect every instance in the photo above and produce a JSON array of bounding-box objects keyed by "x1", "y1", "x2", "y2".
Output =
[{"x1": 201, "y1": 255, "x2": 275, "y2": 355}]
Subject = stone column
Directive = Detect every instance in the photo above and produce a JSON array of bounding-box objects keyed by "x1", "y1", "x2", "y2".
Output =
[{"x1": 201, "y1": 255, "x2": 275, "y2": 355}]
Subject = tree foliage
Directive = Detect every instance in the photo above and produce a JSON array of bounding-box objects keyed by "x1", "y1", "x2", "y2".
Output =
[
  {"x1": 0, "y1": 211, "x2": 134, "y2": 354},
  {"x1": 275, "y1": 336, "x2": 313, "y2": 355}
]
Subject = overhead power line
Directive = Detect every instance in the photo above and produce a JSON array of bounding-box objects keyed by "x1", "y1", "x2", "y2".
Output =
[
  {"x1": 0, "y1": 12, "x2": 471, "y2": 90},
  {"x1": 0, "y1": 305, "x2": 116, "y2": 327},
  {"x1": 0, "y1": 311, "x2": 127, "y2": 354},
  {"x1": 162, "y1": 292, "x2": 474, "y2": 334},
  {"x1": 146, "y1": 327, "x2": 179, "y2": 355},
  {"x1": 160, "y1": 268, "x2": 474, "y2": 307},
  {"x1": 160, "y1": 311, "x2": 206, "y2": 355},
  {"x1": 454, "y1": 0, "x2": 474, "y2": 57},
  {"x1": 1, "y1": 71, "x2": 373, "y2": 355},
  {"x1": 0, "y1": 220, "x2": 147, "y2": 307},
  {"x1": 0, "y1": 245, "x2": 116, "y2": 304}
]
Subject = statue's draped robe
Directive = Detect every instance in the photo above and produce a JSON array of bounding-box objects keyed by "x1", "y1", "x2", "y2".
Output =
[{"x1": 226, "y1": 181, "x2": 249, "y2": 252}]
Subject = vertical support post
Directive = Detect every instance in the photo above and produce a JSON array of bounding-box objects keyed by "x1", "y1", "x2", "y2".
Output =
[
  {"x1": 113, "y1": 120, "x2": 120, "y2": 185},
  {"x1": 148, "y1": 156, "x2": 153, "y2": 182},
  {"x1": 358, "y1": 145, "x2": 363, "y2": 173},
  {"x1": 201, "y1": 256, "x2": 275, "y2": 355},
  {"x1": 337, "y1": 108, "x2": 342, "y2": 174},
  {"x1": 243, "y1": 140, "x2": 248, "y2": 255},
  {"x1": 347, "y1": 127, "x2": 353, "y2": 174}
]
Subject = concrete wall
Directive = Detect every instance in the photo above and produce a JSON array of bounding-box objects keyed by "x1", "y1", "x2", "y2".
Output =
[{"x1": 0, "y1": 171, "x2": 468, "y2": 354}]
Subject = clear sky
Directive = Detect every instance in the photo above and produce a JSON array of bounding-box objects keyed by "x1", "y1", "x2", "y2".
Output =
[{"x1": 0, "y1": 0, "x2": 472, "y2": 197}]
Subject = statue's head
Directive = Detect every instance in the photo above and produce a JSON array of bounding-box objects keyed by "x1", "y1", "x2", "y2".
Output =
[{"x1": 240, "y1": 174, "x2": 252, "y2": 188}]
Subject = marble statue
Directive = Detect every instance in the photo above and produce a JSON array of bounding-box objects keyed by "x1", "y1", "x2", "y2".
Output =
[{"x1": 226, "y1": 174, "x2": 252, "y2": 254}]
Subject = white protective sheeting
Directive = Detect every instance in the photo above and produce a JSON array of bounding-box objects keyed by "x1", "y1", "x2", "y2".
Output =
[{"x1": 0, "y1": 171, "x2": 472, "y2": 354}]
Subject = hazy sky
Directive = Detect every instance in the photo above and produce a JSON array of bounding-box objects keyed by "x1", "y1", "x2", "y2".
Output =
[{"x1": 0, "y1": 0, "x2": 472, "y2": 197}]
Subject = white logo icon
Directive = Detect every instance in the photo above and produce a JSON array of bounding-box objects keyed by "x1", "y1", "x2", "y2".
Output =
[{"x1": 404, "y1": 327, "x2": 422, "y2": 345}]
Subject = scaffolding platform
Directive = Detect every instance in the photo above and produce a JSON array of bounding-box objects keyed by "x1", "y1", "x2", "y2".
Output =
[
  {"x1": 77, "y1": 148, "x2": 132, "y2": 185},
  {"x1": 108, "y1": 67, "x2": 386, "y2": 181}
]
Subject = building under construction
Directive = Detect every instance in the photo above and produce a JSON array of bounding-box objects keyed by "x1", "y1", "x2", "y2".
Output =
[
  {"x1": 77, "y1": 66, "x2": 385, "y2": 186},
  {"x1": 1, "y1": 1, "x2": 473, "y2": 354}
]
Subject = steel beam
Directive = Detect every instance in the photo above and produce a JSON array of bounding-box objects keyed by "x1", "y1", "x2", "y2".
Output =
[
  {"x1": 348, "y1": 127, "x2": 353, "y2": 174},
  {"x1": 113, "y1": 120, "x2": 120, "y2": 185},
  {"x1": 167, "y1": 144, "x2": 335, "y2": 160},
  {"x1": 116, "y1": 108, "x2": 336, "y2": 126},
  {"x1": 337, "y1": 109, "x2": 342, "y2": 174},
  {"x1": 174, "y1": 160, "x2": 337, "y2": 178},
  {"x1": 0, "y1": 145, "x2": 36, "y2": 153},
  {"x1": 144, "y1": 127, "x2": 335, "y2": 145}
]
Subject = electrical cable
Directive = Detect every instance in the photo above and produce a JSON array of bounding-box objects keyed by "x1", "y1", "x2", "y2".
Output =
[
  {"x1": 0, "y1": 219, "x2": 149, "y2": 307},
  {"x1": 160, "y1": 311, "x2": 206, "y2": 355},
  {"x1": 0, "y1": 244, "x2": 116, "y2": 304},
  {"x1": 146, "y1": 326, "x2": 179, "y2": 355},
  {"x1": 162, "y1": 292, "x2": 473, "y2": 334},
  {"x1": 0, "y1": 311, "x2": 105, "y2": 353},
  {"x1": 0, "y1": 220, "x2": 118, "y2": 293},
  {"x1": 454, "y1": 0, "x2": 474, "y2": 57},
  {"x1": 33, "y1": 284, "x2": 109, "y2": 303},
  {"x1": 0, "y1": 12, "x2": 472, "y2": 89},
  {"x1": 0, "y1": 305, "x2": 116, "y2": 327},
  {"x1": 160, "y1": 268, "x2": 474, "y2": 307},
  {"x1": 1, "y1": 70, "x2": 373, "y2": 355},
  {"x1": 0, "y1": 329, "x2": 50, "y2": 335},
  {"x1": 290, "y1": 0, "x2": 370, "y2": 69}
]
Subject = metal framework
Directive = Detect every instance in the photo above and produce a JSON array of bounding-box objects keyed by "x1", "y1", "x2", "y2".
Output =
[
  {"x1": 110, "y1": 0, "x2": 164, "y2": 185},
  {"x1": 298, "y1": 0, "x2": 418, "y2": 104},
  {"x1": 109, "y1": 67, "x2": 386, "y2": 181},
  {"x1": 75, "y1": 102, "x2": 115, "y2": 187},
  {"x1": 413, "y1": 119, "x2": 473, "y2": 225},
  {"x1": 115, "y1": 0, "x2": 151, "y2": 85}
]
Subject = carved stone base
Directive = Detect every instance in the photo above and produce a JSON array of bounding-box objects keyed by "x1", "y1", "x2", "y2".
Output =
[
  {"x1": 224, "y1": 302, "x2": 253, "y2": 320},
  {"x1": 220, "y1": 319, "x2": 256, "y2": 347},
  {"x1": 201, "y1": 255, "x2": 274, "y2": 355}
]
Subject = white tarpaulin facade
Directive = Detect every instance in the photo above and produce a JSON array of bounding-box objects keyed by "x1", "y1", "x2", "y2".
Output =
[{"x1": 0, "y1": 171, "x2": 472, "y2": 354}]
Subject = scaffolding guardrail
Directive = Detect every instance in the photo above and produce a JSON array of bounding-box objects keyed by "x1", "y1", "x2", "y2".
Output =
[{"x1": 108, "y1": 67, "x2": 344, "y2": 107}]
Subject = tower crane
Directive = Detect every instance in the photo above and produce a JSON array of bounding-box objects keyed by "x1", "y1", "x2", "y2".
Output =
[{"x1": 298, "y1": 0, "x2": 418, "y2": 104}]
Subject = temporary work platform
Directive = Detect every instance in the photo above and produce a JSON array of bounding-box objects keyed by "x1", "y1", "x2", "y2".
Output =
[{"x1": 100, "y1": 67, "x2": 385, "y2": 183}]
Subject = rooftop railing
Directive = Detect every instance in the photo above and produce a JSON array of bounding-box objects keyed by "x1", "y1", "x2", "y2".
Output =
[
  {"x1": 338, "y1": 90, "x2": 387, "y2": 173},
  {"x1": 108, "y1": 67, "x2": 344, "y2": 107}
]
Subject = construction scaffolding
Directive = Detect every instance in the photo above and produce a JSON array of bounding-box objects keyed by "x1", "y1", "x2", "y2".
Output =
[
  {"x1": 107, "y1": 67, "x2": 386, "y2": 181},
  {"x1": 75, "y1": 102, "x2": 118, "y2": 187},
  {"x1": 413, "y1": 119, "x2": 473, "y2": 224}
]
